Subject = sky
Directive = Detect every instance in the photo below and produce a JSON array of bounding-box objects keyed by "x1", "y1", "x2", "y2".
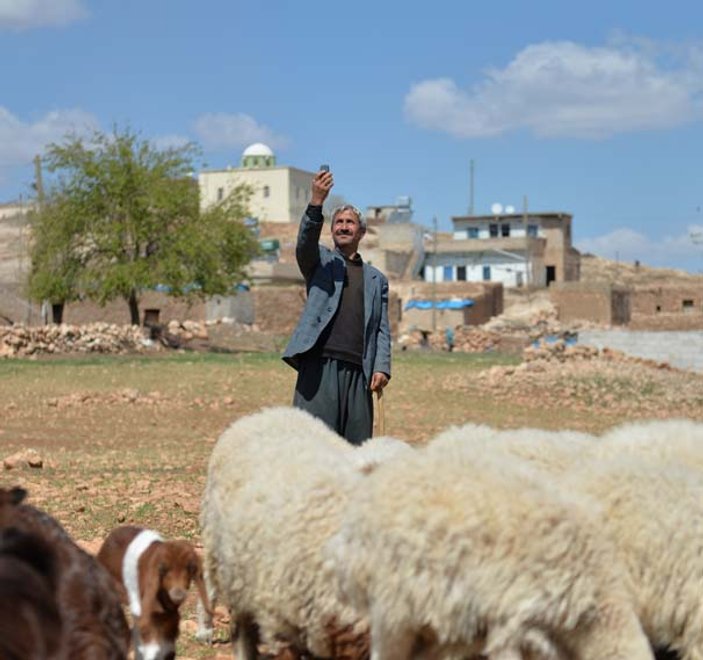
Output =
[{"x1": 2, "y1": 0, "x2": 703, "y2": 272}]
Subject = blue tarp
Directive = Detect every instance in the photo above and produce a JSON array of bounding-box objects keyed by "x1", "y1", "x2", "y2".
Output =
[{"x1": 404, "y1": 298, "x2": 475, "y2": 311}]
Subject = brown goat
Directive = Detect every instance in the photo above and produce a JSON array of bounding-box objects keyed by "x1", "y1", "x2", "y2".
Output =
[
  {"x1": 97, "y1": 525, "x2": 211, "y2": 660},
  {"x1": 0, "y1": 487, "x2": 130, "y2": 659}
]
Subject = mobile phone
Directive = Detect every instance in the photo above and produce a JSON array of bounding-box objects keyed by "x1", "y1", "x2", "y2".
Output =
[{"x1": 320, "y1": 164, "x2": 330, "y2": 172}]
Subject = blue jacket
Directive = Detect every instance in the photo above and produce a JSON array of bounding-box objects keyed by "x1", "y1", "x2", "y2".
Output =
[{"x1": 282, "y1": 209, "x2": 391, "y2": 385}]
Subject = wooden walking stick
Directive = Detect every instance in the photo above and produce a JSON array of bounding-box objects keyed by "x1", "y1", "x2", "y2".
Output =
[{"x1": 374, "y1": 388, "x2": 385, "y2": 437}]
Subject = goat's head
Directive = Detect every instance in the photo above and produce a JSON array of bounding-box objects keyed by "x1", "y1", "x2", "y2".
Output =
[{"x1": 147, "y1": 540, "x2": 208, "y2": 609}]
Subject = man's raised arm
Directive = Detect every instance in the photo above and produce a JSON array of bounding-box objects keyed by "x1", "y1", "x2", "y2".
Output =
[{"x1": 296, "y1": 169, "x2": 334, "y2": 278}]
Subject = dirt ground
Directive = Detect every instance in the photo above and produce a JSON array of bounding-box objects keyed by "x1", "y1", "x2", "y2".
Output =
[{"x1": 1, "y1": 348, "x2": 702, "y2": 658}]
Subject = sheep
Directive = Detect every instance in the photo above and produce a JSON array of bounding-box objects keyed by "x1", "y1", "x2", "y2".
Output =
[
  {"x1": 562, "y1": 455, "x2": 703, "y2": 659},
  {"x1": 431, "y1": 420, "x2": 703, "y2": 658},
  {"x1": 197, "y1": 406, "x2": 412, "y2": 659},
  {"x1": 592, "y1": 418, "x2": 703, "y2": 468},
  {"x1": 0, "y1": 486, "x2": 130, "y2": 659},
  {"x1": 431, "y1": 422, "x2": 595, "y2": 475},
  {"x1": 326, "y1": 435, "x2": 654, "y2": 660}
]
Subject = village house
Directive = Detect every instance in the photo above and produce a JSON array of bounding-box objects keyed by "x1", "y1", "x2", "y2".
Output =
[{"x1": 421, "y1": 210, "x2": 581, "y2": 288}]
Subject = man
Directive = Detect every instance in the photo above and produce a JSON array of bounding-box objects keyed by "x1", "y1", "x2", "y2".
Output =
[{"x1": 282, "y1": 168, "x2": 391, "y2": 444}]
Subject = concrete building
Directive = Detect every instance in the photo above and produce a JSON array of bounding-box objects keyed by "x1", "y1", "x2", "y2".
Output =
[
  {"x1": 422, "y1": 211, "x2": 581, "y2": 288},
  {"x1": 365, "y1": 196, "x2": 413, "y2": 224},
  {"x1": 198, "y1": 143, "x2": 316, "y2": 223}
]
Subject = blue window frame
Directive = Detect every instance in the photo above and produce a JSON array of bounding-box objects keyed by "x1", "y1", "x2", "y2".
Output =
[
  {"x1": 443, "y1": 265, "x2": 453, "y2": 281},
  {"x1": 527, "y1": 224, "x2": 538, "y2": 237},
  {"x1": 482, "y1": 265, "x2": 491, "y2": 281},
  {"x1": 467, "y1": 227, "x2": 479, "y2": 239}
]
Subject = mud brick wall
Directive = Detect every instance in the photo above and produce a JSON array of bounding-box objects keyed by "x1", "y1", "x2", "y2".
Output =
[{"x1": 550, "y1": 283, "x2": 630, "y2": 326}]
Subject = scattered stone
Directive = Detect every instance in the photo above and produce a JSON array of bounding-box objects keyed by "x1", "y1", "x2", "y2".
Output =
[{"x1": 3, "y1": 448, "x2": 43, "y2": 470}]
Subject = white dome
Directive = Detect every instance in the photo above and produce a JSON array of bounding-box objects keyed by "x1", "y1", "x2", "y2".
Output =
[{"x1": 242, "y1": 143, "x2": 274, "y2": 158}]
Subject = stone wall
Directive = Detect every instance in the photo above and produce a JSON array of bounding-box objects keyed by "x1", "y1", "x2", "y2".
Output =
[
  {"x1": 550, "y1": 282, "x2": 630, "y2": 325},
  {"x1": 630, "y1": 285, "x2": 703, "y2": 315}
]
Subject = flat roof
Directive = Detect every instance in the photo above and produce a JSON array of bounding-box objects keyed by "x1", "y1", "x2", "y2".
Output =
[{"x1": 452, "y1": 212, "x2": 572, "y2": 222}]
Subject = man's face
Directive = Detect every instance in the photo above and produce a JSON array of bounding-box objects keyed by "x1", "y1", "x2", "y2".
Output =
[{"x1": 331, "y1": 209, "x2": 365, "y2": 252}]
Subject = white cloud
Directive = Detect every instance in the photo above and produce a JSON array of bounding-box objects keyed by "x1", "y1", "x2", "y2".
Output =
[
  {"x1": 405, "y1": 39, "x2": 703, "y2": 139},
  {"x1": 0, "y1": 106, "x2": 99, "y2": 168},
  {"x1": 0, "y1": 0, "x2": 87, "y2": 29},
  {"x1": 193, "y1": 112, "x2": 288, "y2": 151},
  {"x1": 577, "y1": 226, "x2": 703, "y2": 270}
]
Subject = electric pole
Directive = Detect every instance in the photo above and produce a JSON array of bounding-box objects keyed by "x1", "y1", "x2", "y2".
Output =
[
  {"x1": 33, "y1": 154, "x2": 45, "y2": 208},
  {"x1": 468, "y1": 159, "x2": 475, "y2": 216},
  {"x1": 432, "y1": 215, "x2": 438, "y2": 333}
]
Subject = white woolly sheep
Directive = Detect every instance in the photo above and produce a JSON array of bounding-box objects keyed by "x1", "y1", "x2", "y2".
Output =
[
  {"x1": 327, "y1": 435, "x2": 653, "y2": 660},
  {"x1": 592, "y1": 418, "x2": 703, "y2": 468},
  {"x1": 431, "y1": 422, "x2": 595, "y2": 475},
  {"x1": 563, "y1": 455, "x2": 703, "y2": 659},
  {"x1": 197, "y1": 406, "x2": 412, "y2": 659}
]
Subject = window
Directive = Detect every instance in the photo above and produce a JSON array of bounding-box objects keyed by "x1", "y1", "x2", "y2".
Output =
[
  {"x1": 527, "y1": 224, "x2": 538, "y2": 237},
  {"x1": 263, "y1": 185, "x2": 270, "y2": 198},
  {"x1": 457, "y1": 265, "x2": 467, "y2": 281},
  {"x1": 501, "y1": 223, "x2": 510, "y2": 237},
  {"x1": 482, "y1": 265, "x2": 491, "y2": 281},
  {"x1": 217, "y1": 187, "x2": 224, "y2": 201},
  {"x1": 683, "y1": 299, "x2": 695, "y2": 313},
  {"x1": 489, "y1": 224, "x2": 498, "y2": 238},
  {"x1": 467, "y1": 227, "x2": 479, "y2": 239},
  {"x1": 443, "y1": 266, "x2": 453, "y2": 281}
]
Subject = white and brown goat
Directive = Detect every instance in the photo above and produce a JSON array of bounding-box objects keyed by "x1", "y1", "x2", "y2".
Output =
[{"x1": 97, "y1": 525, "x2": 210, "y2": 660}]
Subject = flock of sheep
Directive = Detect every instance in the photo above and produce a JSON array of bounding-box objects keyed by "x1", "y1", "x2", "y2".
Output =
[{"x1": 197, "y1": 408, "x2": 703, "y2": 660}]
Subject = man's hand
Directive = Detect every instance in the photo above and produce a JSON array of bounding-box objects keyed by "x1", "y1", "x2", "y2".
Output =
[
  {"x1": 311, "y1": 170, "x2": 334, "y2": 206},
  {"x1": 370, "y1": 372, "x2": 389, "y2": 392}
]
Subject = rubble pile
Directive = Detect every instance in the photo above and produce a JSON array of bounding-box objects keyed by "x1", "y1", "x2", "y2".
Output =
[
  {"x1": 0, "y1": 323, "x2": 148, "y2": 358},
  {"x1": 453, "y1": 339, "x2": 703, "y2": 419},
  {"x1": 398, "y1": 326, "x2": 503, "y2": 352},
  {"x1": 484, "y1": 307, "x2": 600, "y2": 343},
  {"x1": 523, "y1": 339, "x2": 672, "y2": 370}
]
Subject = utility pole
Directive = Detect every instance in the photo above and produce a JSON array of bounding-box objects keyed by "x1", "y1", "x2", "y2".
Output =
[
  {"x1": 523, "y1": 195, "x2": 530, "y2": 287},
  {"x1": 468, "y1": 159, "x2": 475, "y2": 216},
  {"x1": 33, "y1": 154, "x2": 45, "y2": 208},
  {"x1": 34, "y1": 154, "x2": 49, "y2": 325},
  {"x1": 432, "y1": 215, "x2": 438, "y2": 333}
]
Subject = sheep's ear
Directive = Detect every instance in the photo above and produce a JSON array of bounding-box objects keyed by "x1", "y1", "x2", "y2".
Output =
[{"x1": 192, "y1": 556, "x2": 212, "y2": 615}]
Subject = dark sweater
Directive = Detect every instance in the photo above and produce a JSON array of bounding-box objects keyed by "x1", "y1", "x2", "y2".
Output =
[{"x1": 320, "y1": 252, "x2": 365, "y2": 366}]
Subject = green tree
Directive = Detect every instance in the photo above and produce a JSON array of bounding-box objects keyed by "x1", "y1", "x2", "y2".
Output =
[
  {"x1": 28, "y1": 193, "x2": 89, "y2": 323},
  {"x1": 29, "y1": 127, "x2": 259, "y2": 325}
]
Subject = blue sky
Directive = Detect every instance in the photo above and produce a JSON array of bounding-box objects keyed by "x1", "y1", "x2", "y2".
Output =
[{"x1": 2, "y1": 0, "x2": 703, "y2": 272}]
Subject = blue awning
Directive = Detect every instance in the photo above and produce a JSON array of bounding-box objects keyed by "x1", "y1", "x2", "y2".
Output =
[{"x1": 404, "y1": 298, "x2": 474, "y2": 311}]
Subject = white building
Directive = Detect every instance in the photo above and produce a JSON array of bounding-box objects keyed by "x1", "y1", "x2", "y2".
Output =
[
  {"x1": 422, "y1": 212, "x2": 580, "y2": 288},
  {"x1": 198, "y1": 143, "x2": 316, "y2": 223}
]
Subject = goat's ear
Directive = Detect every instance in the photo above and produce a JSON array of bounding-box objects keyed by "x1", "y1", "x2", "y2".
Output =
[
  {"x1": 1, "y1": 487, "x2": 27, "y2": 506},
  {"x1": 141, "y1": 557, "x2": 165, "y2": 614}
]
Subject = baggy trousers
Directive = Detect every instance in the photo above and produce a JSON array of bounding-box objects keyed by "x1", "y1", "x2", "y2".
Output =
[{"x1": 292, "y1": 354, "x2": 373, "y2": 445}]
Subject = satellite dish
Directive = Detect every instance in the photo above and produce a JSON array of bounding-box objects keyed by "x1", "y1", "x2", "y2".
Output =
[
  {"x1": 491, "y1": 203, "x2": 503, "y2": 215},
  {"x1": 505, "y1": 205, "x2": 516, "y2": 214}
]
